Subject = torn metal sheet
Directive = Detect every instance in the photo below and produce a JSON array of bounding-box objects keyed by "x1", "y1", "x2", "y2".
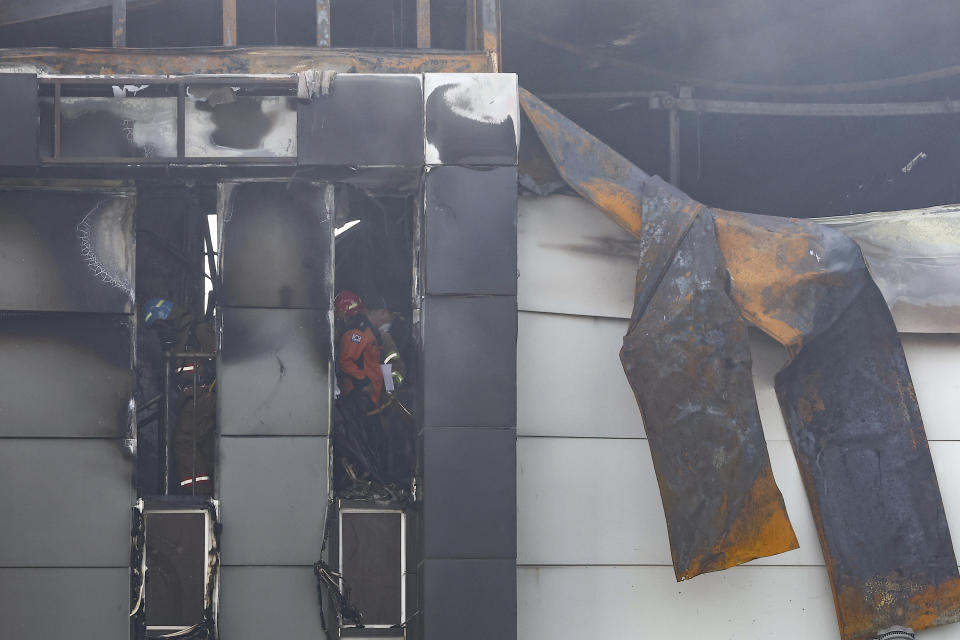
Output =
[
  {"x1": 521, "y1": 89, "x2": 960, "y2": 639},
  {"x1": 185, "y1": 93, "x2": 297, "y2": 158},
  {"x1": 0, "y1": 185, "x2": 135, "y2": 313},
  {"x1": 54, "y1": 97, "x2": 177, "y2": 159},
  {"x1": 622, "y1": 212, "x2": 797, "y2": 579},
  {"x1": 817, "y1": 206, "x2": 960, "y2": 333},
  {"x1": 776, "y1": 281, "x2": 960, "y2": 639}
]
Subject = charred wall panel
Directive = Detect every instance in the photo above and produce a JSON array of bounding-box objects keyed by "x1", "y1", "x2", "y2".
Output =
[
  {"x1": 0, "y1": 313, "x2": 133, "y2": 438},
  {"x1": 420, "y1": 558, "x2": 517, "y2": 640},
  {"x1": 219, "y1": 181, "x2": 332, "y2": 309},
  {"x1": 218, "y1": 567, "x2": 328, "y2": 639},
  {"x1": 0, "y1": 568, "x2": 129, "y2": 640},
  {"x1": 185, "y1": 94, "x2": 297, "y2": 158},
  {"x1": 0, "y1": 74, "x2": 38, "y2": 166},
  {"x1": 417, "y1": 76, "x2": 519, "y2": 640},
  {"x1": 297, "y1": 74, "x2": 424, "y2": 167},
  {"x1": 0, "y1": 439, "x2": 134, "y2": 567},
  {"x1": 423, "y1": 166, "x2": 518, "y2": 295},
  {"x1": 0, "y1": 188, "x2": 134, "y2": 313},
  {"x1": 422, "y1": 427, "x2": 516, "y2": 559},
  {"x1": 218, "y1": 307, "x2": 330, "y2": 436},
  {"x1": 55, "y1": 98, "x2": 177, "y2": 159},
  {"x1": 424, "y1": 74, "x2": 519, "y2": 166},
  {"x1": 421, "y1": 295, "x2": 517, "y2": 428},
  {"x1": 217, "y1": 436, "x2": 329, "y2": 566}
]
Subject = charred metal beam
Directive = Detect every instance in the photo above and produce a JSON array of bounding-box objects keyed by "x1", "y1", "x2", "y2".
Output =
[
  {"x1": 0, "y1": 0, "x2": 152, "y2": 28},
  {"x1": 523, "y1": 88, "x2": 960, "y2": 639},
  {"x1": 316, "y1": 0, "x2": 331, "y2": 47},
  {"x1": 111, "y1": 0, "x2": 126, "y2": 48},
  {"x1": 223, "y1": 0, "x2": 237, "y2": 47},
  {"x1": 417, "y1": 0, "x2": 432, "y2": 49},
  {"x1": 650, "y1": 95, "x2": 960, "y2": 117},
  {"x1": 476, "y1": 0, "x2": 501, "y2": 70},
  {"x1": 0, "y1": 47, "x2": 494, "y2": 76}
]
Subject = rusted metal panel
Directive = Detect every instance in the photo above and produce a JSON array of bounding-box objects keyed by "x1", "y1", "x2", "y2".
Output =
[
  {"x1": 0, "y1": 47, "x2": 494, "y2": 76},
  {"x1": 622, "y1": 211, "x2": 798, "y2": 580},
  {"x1": 777, "y1": 281, "x2": 960, "y2": 640},
  {"x1": 522, "y1": 88, "x2": 960, "y2": 638}
]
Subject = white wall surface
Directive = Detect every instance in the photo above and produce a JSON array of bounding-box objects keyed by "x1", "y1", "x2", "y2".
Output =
[{"x1": 517, "y1": 194, "x2": 960, "y2": 640}]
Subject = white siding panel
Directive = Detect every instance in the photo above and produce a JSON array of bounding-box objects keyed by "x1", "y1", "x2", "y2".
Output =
[
  {"x1": 518, "y1": 438, "x2": 960, "y2": 567},
  {"x1": 904, "y1": 334, "x2": 960, "y2": 441},
  {"x1": 517, "y1": 311, "x2": 643, "y2": 439},
  {"x1": 518, "y1": 565, "x2": 841, "y2": 640},
  {"x1": 517, "y1": 438, "x2": 822, "y2": 567},
  {"x1": 518, "y1": 565, "x2": 960, "y2": 640},
  {"x1": 517, "y1": 194, "x2": 636, "y2": 319},
  {"x1": 516, "y1": 312, "x2": 960, "y2": 442}
]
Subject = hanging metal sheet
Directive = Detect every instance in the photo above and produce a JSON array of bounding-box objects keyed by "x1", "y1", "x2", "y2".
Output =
[
  {"x1": 521, "y1": 88, "x2": 960, "y2": 639},
  {"x1": 621, "y1": 212, "x2": 797, "y2": 579}
]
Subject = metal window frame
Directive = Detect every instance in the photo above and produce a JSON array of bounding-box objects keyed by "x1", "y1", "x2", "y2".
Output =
[
  {"x1": 38, "y1": 75, "x2": 299, "y2": 165},
  {"x1": 143, "y1": 506, "x2": 216, "y2": 635},
  {"x1": 338, "y1": 505, "x2": 407, "y2": 631}
]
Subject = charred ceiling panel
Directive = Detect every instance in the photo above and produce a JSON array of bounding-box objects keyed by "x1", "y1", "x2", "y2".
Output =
[
  {"x1": 218, "y1": 307, "x2": 330, "y2": 436},
  {"x1": 185, "y1": 93, "x2": 297, "y2": 158},
  {"x1": 522, "y1": 88, "x2": 960, "y2": 638},
  {"x1": 297, "y1": 73, "x2": 423, "y2": 166},
  {"x1": 218, "y1": 181, "x2": 332, "y2": 309},
  {"x1": 54, "y1": 97, "x2": 177, "y2": 159},
  {"x1": 0, "y1": 313, "x2": 133, "y2": 438},
  {"x1": 424, "y1": 73, "x2": 520, "y2": 166},
  {"x1": 0, "y1": 187, "x2": 134, "y2": 313},
  {"x1": 0, "y1": 74, "x2": 38, "y2": 166}
]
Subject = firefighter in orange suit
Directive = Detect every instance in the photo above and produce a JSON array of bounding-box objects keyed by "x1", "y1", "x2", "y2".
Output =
[{"x1": 334, "y1": 290, "x2": 384, "y2": 407}]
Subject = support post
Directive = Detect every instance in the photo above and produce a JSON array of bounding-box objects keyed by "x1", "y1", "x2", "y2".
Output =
[
  {"x1": 223, "y1": 0, "x2": 237, "y2": 47},
  {"x1": 316, "y1": 0, "x2": 331, "y2": 47},
  {"x1": 668, "y1": 104, "x2": 679, "y2": 186},
  {"x1": 112, "y1": 0, "x2": 126, "y2": 47},
  {"x1": 417, "y1": 0, "x2": 431, "y2": 49},
  {"x1": 465, "y1": 0, "x2": 477, "y2": 51},
  {"x1": 476, "y1": 0, "x2": 501, "y2": 70}
]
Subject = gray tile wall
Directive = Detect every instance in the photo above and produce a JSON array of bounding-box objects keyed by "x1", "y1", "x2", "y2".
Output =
[
  {"x1": 0, "y1": 186, "x2": 136, "y2": 640},
  {"x1": 418, "y1": 73, "x2": 518, "y2": 640},
  {"x1": 216, "y1": 180, "x2": 334, "y2": 639}
]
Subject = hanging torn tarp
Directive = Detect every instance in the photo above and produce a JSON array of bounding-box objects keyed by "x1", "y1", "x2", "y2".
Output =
[{"x1": 520, "y1": 88, "x2": 960, "y2": 640}]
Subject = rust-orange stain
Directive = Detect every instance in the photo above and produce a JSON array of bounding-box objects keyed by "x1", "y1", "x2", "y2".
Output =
[
  {"x1": 677, "y1": 462, "x2": 798, "y2": 581},
  {"x1": 833, "y1": 576, "x2": 960, "y2": 640}
]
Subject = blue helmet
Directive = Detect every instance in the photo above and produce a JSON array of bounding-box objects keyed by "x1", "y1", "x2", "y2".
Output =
[{"x1": 143, "y1": 298, "x2": 174, "y2": 327}]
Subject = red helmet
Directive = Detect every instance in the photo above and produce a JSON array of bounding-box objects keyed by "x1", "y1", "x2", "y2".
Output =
[{"x1": 334, "y1": 290, "x2": 365, "y2": 317}]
